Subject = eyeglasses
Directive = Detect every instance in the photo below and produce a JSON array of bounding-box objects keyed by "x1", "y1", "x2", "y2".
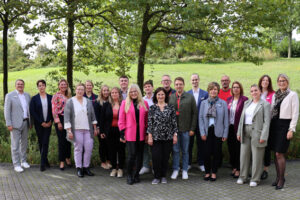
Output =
[
  {"x1": 278, "y1": 80, "x2": 287, "y2": 83},
  {"x1": 221, "y1": 80, "x2": 229, "y2": 82},
  {"x1": 129, "y1": 91, "x2": 138, "y2": 94}
]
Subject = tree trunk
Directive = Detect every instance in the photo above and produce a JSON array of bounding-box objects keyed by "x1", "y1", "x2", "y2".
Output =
[
  {"x1": 288, "y1": 30, "x2": 292, "y2": 58},
  {"x1": 67, "y1": 18, "x2": 75, "y2": 94},
  {"x1": 3, "y1": 22, "x2": 9, "y2": 100}
]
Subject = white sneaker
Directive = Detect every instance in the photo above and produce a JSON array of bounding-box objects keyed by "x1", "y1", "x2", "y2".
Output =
[
  {"x1": 139, "y1": 167, "x2": 150, "y2": 175},
  {"x1": 171, "y1": 170, "x2": 179, "y2": 179},
  {"x1": 237, "y1": 178, "x2": 244, "y2": 185},
  {"x1": 187, "y1": 165, "x2": 191, "y2": 171},
  {"x1": 117, "y1": 169, "x2": 123, "y2": 178},
  {"x1": 250, "y1": 181, "x2": 258, "y2": 187},
  {"x1": 21, "y1": 162, "x2": 30, "y2": 169},
  {"x1": 14, "y1": 166, "x2": 24, "y2": 173},
  {"x1": 182, "y1": 170, "x2": 188, "y2": 180},
  {"x1": 199, "y1": 165, "x2": 205, "y2": 172},
  {"x1": 110, "y1": 169, "x2": 117, "y2": 177}
]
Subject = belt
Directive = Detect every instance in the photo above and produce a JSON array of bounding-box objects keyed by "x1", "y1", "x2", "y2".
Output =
[{"x1": 23, "y1": 118, "x2": 29, "y2": 121}]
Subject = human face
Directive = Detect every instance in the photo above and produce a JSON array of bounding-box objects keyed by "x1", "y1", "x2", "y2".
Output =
[
  {"x1": 161, "y1": 76, "x2": 172, "y2": 89},
  {"x1": 85, "y1": 82, "x2": 93, "y2": 93},
  {"x1": 261, "y1": 77, "x2": 269, "y2": 90},
  {"x1": 38, "y1": 82, "x2": 46, "y2": 94},
  {"x1": 76, "y1": 86, "x2": 85, "y2": 97},
  {"x1": 156, "y1": 90, "x2": 166, "y2": 103},
  {"x1": 174, "y1": 80, "x2": 184, "y2": 94},
  {"x1": 129, "y1": 88, "x2": 138, "y2": 99},
  {"x1": 144, "y1": 84, "x2": 153, "y2": 95},
  {"x1": 111, "y1": 89, "x2": 120, "y2": 101},
  {"x1": 119, "y1": 78, "x2": 129, "y2": 90},
  {"x1": 191, "y1": 75, "x2": 199, "y2": 88},
  {"x1": 59, "y1": 81, "x2": 68, "y2": 93},
  {"x1": 250, "y1": 86, "x2": 261, "y2": 100},
  {"x1": 102, "y1": 87, "x2": 110, "y2": 99},
  {"x1": 209, "y1": 87, "x2": 218, "y2": 98},
  {"x1": 221, "y1": 76, "x2": 230, "y2": 89},
  {"x1": 277, "y1": 77, "x2": 288, "y2": 91},
  {"x1": 15, "y1": 80, "x2": 24, "y2": 93},
  {"x1": 232, "y1": 83, "x2": 240, "y2": 96}
]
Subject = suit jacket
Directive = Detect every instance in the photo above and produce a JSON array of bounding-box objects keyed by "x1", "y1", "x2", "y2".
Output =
[
  {"x1": 227, "y1": 95, "x2": 248, "y2": 135},
  {"x1": 94, "y1": 101, "x2": 103, "y2": 130},
  {"x1": 187, "y1": 88, "x2": 208, "y2": 114},
  {"x1": 237, "y1": 99, "x2": 271, "y2": 147},
  {"x1": 199, "y1": 98, "x2": 229, "y2": 138},
  {"x1": 100, "y1": 101, "x2": 119, "y2": 136},
  {"x1": 118, "y1": 100, "x2": 149, "y2": 142},
  {"x1": 30, "y1": 93, "x2": 53, "y2": 126},
  {"x1": 4, "y1": 90, "x2": 31, "y2": 130}
]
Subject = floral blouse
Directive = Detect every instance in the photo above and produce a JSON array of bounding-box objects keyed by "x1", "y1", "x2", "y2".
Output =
[
  {"x1": 147, "y1": 104, "x2": 178, "y2": 140},
  {"x1": 52, "y1": 92, "x2": 68, "y2": 123}
]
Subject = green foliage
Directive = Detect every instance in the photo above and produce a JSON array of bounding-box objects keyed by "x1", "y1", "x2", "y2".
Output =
[{"x1": 276, "y1": 38, "x2": 300, "y2": 58}]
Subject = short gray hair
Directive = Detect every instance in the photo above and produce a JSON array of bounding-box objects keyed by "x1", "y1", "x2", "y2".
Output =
[{"x1": 277, "y1": 74, "x2": 289, "y2": 85}]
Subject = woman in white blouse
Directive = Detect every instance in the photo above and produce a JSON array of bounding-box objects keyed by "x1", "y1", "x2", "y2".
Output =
[
  {"x1": 64, "y1": 83, "x2": 98, "y2": 178},
  {"x1": 236, "y1": 84, "x2": 270, "y2": 187}
]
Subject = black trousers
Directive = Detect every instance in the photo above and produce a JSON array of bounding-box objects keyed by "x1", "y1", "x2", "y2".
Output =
[
  {"x1": 35, "y1": 123, "x2": 51, "y2": 167},
  {"x1": 107, "y1": 127, "x2": 126, "y2": 169},
  {"x1": 152, "y1": 140, "x2": 173, "y2": 179},
  {"x1": 264, "y1": 128, "x2": 272, "y2": 167},
  {"x1": 204, "y1": 126, "x2": 223, "y2": 174},
  {"x1": 127, "y1": 141, "x2": 144, "y2": 177},
  {"x1": 98, "y1": 135, "x2": 109, "y2": 163},
  {"x1": 54, "y1": 115, "x2": 71, "y2": 162},
  {"x1": 189, "y1": 127, "x2": 205, "y2": 166},
  {"x1": 227, "y1": 124, "x2": 241, "y2": 170}
]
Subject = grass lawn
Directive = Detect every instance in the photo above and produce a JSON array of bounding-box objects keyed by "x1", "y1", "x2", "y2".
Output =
[{"x1": 0, "y1": 58, "x2": 300, "y2": 100}]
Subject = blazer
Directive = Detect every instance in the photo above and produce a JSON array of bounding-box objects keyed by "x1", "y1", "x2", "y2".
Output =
[
  {"x1": 4, "y1": 90, "x2": 31, "y2": 130},
  {"x1": 227, "y1": 95, "x2": 248, "y2": 135},
  {"x1": 118, "y1": 100, "x2": 149, "y2": 142},
  {"x1": 64, "y1": 97, "x2": 97, "y2": 142},
  {"x1": 237, "y1": 99, "x2": 271, "y2": 147},
  {"x1": 271, "y1": 90, "x2": 299, "y2": 132},
  {"x1": 94, "y1": 101, "x2": 103, "y2": 130},
  {"x1": 199, "y1": 98, "x2": 229, "y2": 138},
  {"x1": 187, "y1": 88, "x2": 208, "y2": 114},
  {"x1": 100, "y1": 101, "x2": 120, "y2": 136},
  {"x1": 30, "y1": 93, "x2": 53, "y2": 126}
]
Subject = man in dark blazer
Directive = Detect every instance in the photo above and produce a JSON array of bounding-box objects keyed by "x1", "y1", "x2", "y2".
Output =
[
  {"x1": 4, "y1": 79, "x2": 31, "y2": 172},
  {"x1": 30, "y1": 80, "x2": 53, "y2": 171},
  {"x1": 187, "y1": 73, "x2": 208, "y2": 172}
]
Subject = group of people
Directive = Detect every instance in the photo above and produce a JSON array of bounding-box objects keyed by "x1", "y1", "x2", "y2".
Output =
[{"x1": 3, "y1": 73, "x2": 299, "y2": 190}]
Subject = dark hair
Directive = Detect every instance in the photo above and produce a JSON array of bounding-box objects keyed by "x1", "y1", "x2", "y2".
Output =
[
  {"x1": 15, "y1": 79, "x2": 25, "y2": 85},
  {"x1": 258, "y1": 75, "x2": 274, "y2": 93},
  {"x1": 153, "y1": 87, "x2": 169, "y2": 104},
  {"x1": 231, "y1": 81, "x2": 244, "y2": 96},
  {"x1": 36, "y1": 79, "x2": 46, "y2": 87},
  {"x1": 174, "y1": 77, "x2": 185, "y2": 85},
  {"x1": 119, "y1": 75, "x2": 129, "y2": 80},
  {"x1": 143, "y1": 80, "x2": 153, "y2": 87},
  {"x1": 207, "y1": 82, "x2": 220, "y2": 93}
]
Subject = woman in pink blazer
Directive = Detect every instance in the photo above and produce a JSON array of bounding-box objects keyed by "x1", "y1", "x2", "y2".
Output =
[{"x1": 118, "y1": 84, "x2": 149, "y2": 185}]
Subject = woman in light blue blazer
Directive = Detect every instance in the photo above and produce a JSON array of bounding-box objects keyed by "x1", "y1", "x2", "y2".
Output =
[{"x1": 199, "y1": 82, "x2": 228, "y2": 181}]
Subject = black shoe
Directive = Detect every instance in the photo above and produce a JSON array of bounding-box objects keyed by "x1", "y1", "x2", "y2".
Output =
[
  {"x1": 60, "y1": 166, "x2": 65, "y2": 171},
  {"x1": 210, "y1": 177, "x2": 217, "y2": 181},
  {"x1": 67, "y1": 163, "x2": 73, "y2": 168},
  {"x1": 77, "y1": 168, "x2": 84, "y2": 177},
  {"x1": 45, "y1": 160, "x2": 50, "y2": 168},
  {"x1": 83, "y1": 167, "x2": 94, "y2": 176},
  {"x1": 272, "y1": 179, "x2": 279, "y2": 186},
  {"x1": 233, "y1": 174, "x2": 239, "y2": 179},
  {"x1": 204, "y1": 175, "x2": 210, "y2": 181},
  {"x1": 261, "y1": 170, "x2": 268, "y2": 180},
  {"x1": 127, "y1": 175, "x2": 134, "y2": 185},
  {"x1": 134, "y1": 175, "x2": 140, "y2": 183},
  {"x1": 40, "y1": 165, "x2": 46, "y2": 172},
  {"x1": 275, "y1": 179, "x2": 285, "y2": 190}
]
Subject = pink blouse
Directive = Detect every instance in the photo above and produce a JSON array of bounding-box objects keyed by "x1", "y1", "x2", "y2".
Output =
[{"x1": 52, "y1": 92, "x2": 68, "y2": 123}]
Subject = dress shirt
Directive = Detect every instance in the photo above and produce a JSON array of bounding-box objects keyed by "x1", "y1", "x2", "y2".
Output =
[
  {"x1": 192, "y1": 88, "x2": 199, "y2": 105},
  {"x1": 245, "y1": 102, "x2": 257, "y2": 125},
  {"x1": 143, "y1": 94, "x2": 154, "y2": 107},
  {"x1": 230, "y1": 99, "x2": 238, "y2": 124},
  {"x1": 40, "y1": 96, "x2": 48, "y2": 121},
  {"x1": 16, "y1": 90, "x2": 28, "y2": 119},
  {"x1": 65, "y1": 97, "x2": 90, "y2": 130}
]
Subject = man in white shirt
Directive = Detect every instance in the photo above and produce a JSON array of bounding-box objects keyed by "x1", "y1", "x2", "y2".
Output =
[
  {"x1": 140, "y1": 80, "x2": 154, "y2": 175},
  {"x1": 187, "y1": 73, "x2": 208, "y2": 172},
  {"x1": 119, "y1": 75, "x2": 129, "y2": 100},
  {"x1": 4, "y1": 79, "x2": 31, "y2": 172}
]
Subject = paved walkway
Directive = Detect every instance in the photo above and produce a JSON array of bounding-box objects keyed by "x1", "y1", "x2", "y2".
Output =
[{"x1": 0, "y1": 161, "x2": 299, "y2": 200}]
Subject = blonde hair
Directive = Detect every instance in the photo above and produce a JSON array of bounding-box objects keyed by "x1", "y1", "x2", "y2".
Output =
[
  {"x1": 125, "y1": 84, "x2": 147, "y2": 113},
  {"x1": 109, "y1": 87, "x2": 122, "y2": 106},
  {"x1": 58, "y1": 79, "x2": 72, "y2": 98},
  {"x1": 97, "y1": 85, "x2": 110, "y2": 105}
]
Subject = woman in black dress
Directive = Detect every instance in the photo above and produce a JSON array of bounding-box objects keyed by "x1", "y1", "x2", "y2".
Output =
[{"x1": 270, "y1": 74, "x2": 299, "y2": 190}]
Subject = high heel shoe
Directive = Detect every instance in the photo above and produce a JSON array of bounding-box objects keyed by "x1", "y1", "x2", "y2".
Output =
[
  {"x1": 275, "y1": 179, "x2": 285, "y2": 190},
  {"x1": 59, "y1": 162, "x2": 65, "y2": 171},
  {"x1": 272, "y1": 179, "x2": 278, "y2": 187},
  {"x1": 204, "y1": 174, "x2": 210, "y2": 181}
]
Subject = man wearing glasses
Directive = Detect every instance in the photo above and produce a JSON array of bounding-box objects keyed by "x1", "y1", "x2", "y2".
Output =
[
  {"x1": 161, "y1": 75, "x2": 176, "y2": 97},
  {"x1": 219, "y1": 75, "x2": 232, "y2": 101}
]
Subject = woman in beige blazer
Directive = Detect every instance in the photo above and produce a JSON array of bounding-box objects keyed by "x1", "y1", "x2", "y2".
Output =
[
  {"x1": 269, "y1": 74, "x2": 299, "y2": 190},
  {"x1": 236, "y1": 84, "x2": 270, "y2": 187}
]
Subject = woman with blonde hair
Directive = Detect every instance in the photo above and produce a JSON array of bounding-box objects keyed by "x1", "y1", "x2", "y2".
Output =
[
  {"x1": 52, "y1": 79, "x2": 72, "y2": 170},
  {"x1": 94, "y1": 85, "x2": 111, "y2": 169},
  {"x1": 118, "y1": 84, "x2": 149, "y2": 185}
]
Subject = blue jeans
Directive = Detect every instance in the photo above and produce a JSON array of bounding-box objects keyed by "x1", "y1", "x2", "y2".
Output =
[{"x1": 172, "y1": 131, "x2": 190, "y2": 171}]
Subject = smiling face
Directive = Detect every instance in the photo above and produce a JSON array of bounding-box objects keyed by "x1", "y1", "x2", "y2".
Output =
[
  {"x1": 129, "y1": 88, "x2": 138, "y2": 100},
  {"x1": 85, "y1": 81, "x2": 93, "y2": 93},
  {"x1": 38, "y1": 82, "x2": 46, "y2": 94},
  {"x1": 144, "y1": 84, "x2": 153, "y2": 95},
  {"x1": 209, "y1": 86, "x2": 218, "y2": 98},
  {"x1": 221, "y1": 76, "x2": 230, "y2": 89},
  {"x1": 191, "y1": 74, "x2": 199, "y2": 88},
  {"x1": 161, "y1": 75, "x2": 172, "y2": 90},
  {"x1": 75, "y1": 85, "x2": 85, "y2": 97},
  {"x1": 111, "y1": 88, "x2": 120, "y2": 101},
  {"x1": 156, "y1": 90, "x2": 166, "y2": 103},
  {"x1": 174, "y1": 80, "x2": 184, "y2": 94},
  {"x1": 15, "y1": 80, "x2": 24, "y2": 93},
  {"x1": 102, "y1": 86, "x2": 110, "y2": 99},
  {"x1": 59, "y1": 81, "x2": 68, "y2": 93},
  {"x1": 261, "y1": 76, "x2": 270, "y2": 90},
  {"x1": 277, "y1": 77, "x2": 288, "y2": 91},
  {"x1": 119, "y1": 78, "x2": 129, "y2": 90},
  {"x1": 232, "y1": 83, "x2": 241, "y2": 96},
  {"x1": 250, "y1": 86, "x2": 261, "y2": 100}
]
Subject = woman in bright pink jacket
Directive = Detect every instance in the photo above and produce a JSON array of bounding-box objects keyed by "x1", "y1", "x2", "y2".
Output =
[{"x1": 118, "y1": 84, "x2": 149, "y2": 185}]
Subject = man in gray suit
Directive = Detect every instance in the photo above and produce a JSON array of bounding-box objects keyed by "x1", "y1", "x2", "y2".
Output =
[{"x1": 4, "y1": 79, "x2": 31, "y2": 172}]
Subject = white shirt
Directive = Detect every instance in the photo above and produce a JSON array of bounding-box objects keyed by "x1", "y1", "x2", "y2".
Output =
[
  {"x1": 245, "y1": 102, "x2": 258, "y2": 125},
  {"x1": 16, "y1": 90, "x2": 28, "y2": 119},
  {"x1": 68, "y1": 97, "x2": 90, "y2": 130},
  {"x1": 40, "y1": 96, "x2": 48, "y2": 121},
  {"x1": 209, "y1": 117, "x2": 215, "y2": 126},
  {"x1": 192, "y1": 88, "x2": 199, "y2": 105},
  {"x1": 230, "y1": 99, "x2": 238, "y2": 124},
  {"x1": 143, "y1": 94, "x2": 154, "y2": 107},
  {"x1": 261, "y1": 91, "x2": 268, "y2": 101}
]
